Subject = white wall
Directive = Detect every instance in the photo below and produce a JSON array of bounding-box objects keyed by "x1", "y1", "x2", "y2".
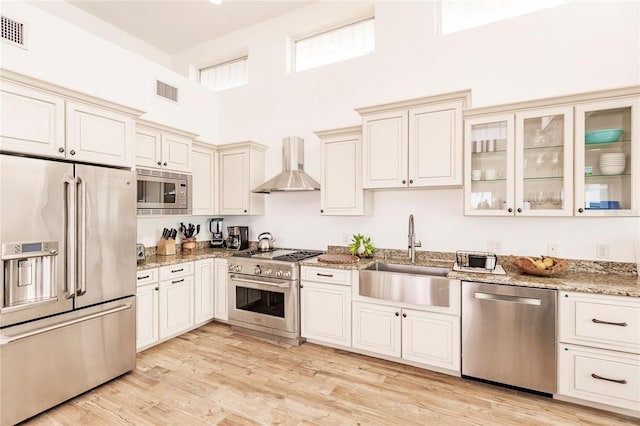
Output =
[
  {"x1": 173, "y1": 1, "x2": 640, "y2": 262},
  {"x1": 0, "y1": 1, "x2": 219, "y2": 142}
]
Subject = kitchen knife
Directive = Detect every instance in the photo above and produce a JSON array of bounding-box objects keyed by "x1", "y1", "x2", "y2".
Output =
[
  {"x1": 194, "y1": 224, "x2": 200, "y2": 238},
  {"x1": 162, "y1": 228, "x2": 169, "y2": 239},
  {"x1": 170, "y1": 228, "x2": 177, "y2": 239}
]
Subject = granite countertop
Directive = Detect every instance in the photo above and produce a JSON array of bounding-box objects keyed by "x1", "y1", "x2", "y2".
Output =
[
  {"x1": 137, "y1": 248, "x2": 237, "y2": 270},
  {"x1": 300, "y1": 254, "x2": 640, "y2": 298}
]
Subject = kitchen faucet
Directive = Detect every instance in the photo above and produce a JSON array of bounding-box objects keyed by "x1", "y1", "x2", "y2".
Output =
[{"x1": 408, "y1": 214, "x2": 422, "y2": 264}]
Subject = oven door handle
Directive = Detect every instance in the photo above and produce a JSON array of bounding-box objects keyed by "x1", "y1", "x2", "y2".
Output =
[{"x1": 230, "y1": 275, "x2": 290, "y2": 289}]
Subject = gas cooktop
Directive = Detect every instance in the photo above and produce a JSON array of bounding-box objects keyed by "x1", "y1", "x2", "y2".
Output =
[{"x1": 233, "y1": 249, "x2": 324, "y2": 262}]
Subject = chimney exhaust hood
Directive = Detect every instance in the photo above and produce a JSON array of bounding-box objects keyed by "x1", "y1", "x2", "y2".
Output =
[{"x1": 252, "y1": 137, "x2": 320, "y2": 193}]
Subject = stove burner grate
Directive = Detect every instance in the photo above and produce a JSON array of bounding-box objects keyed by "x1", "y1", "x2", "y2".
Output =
[{"x1": 272, "y1": 250, "x2": 324, "y2": 262}]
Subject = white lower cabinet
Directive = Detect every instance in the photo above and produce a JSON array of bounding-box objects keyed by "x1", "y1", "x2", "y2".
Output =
[
  {"x1": 300, "y1": 280, "x2": 351, "y2": 347},
  {"x1": 136, "y1": 269, "x2": 159, "y2": 351},
  {"x1": 557, "y1": 291, "x2": 640, "y2": 415},
  {"x1": 159, "y1": 274, "x2": 194, "y2": 339},
  {"x1": 352, "y1": 301, "x2": 460, "y2": 373},
  {"x1": 214, "y1": 258, "x2": 228, "y2": 321},
  {"x1": 194, "y1": 259, "x2": 215, "y2": 325}
]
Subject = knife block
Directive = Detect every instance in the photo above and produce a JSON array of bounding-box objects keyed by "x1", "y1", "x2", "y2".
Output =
[{"x1": 157, "y1": 238, "x2": 176, "y2": 256}]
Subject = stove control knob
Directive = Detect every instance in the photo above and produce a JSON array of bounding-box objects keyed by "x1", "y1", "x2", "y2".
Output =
[
  {"x1": 283, "y1": 271, "x2": 291, "y2": 279},
  {"x1": 264, "y1": 269, "x2": 272, "y2": 275},
  {"x1": 254, "y1": 266, "x2": 261, "y2": 275},
  {"x1": 235, "y1": 265, "x2": 242, "y2": 272},
  {"x1": 276, "y1": 270, "x2": 283, "y2": 278}
]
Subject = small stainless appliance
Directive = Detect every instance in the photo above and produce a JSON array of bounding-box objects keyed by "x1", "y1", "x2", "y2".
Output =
[
  {"x1": 1, "y1": 154, "x2": 136, "y2": 425},
  {"x1": 136, "y1": 168, "x2": 191, "y2": 215},
  {"x1": 462, "y1": 281, "x2": 557, "y2": 394},
  {"x1": 257, "y1": 232, "x2": 275, "y2": 251},
  {"x1": 226, "y1": 226, "x2": 249, "y2": 251},
  {"x1": 136, "y1": 243, "x2": 146, "y2": 263},
  {"x1": 210, "y1": 218, "x2": 225, "y2": 248},
  {"x1": 227, "y1": 249, "x2": 323, "y2": 345}
]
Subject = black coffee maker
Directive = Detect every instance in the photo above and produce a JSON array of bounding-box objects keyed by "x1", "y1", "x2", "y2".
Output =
[
  {"x1": 209, "y1": 218, "x2": 225, "y2": 248},
  {"x1": 226, "y1": 226, "x2": 249, "y2": 250}
]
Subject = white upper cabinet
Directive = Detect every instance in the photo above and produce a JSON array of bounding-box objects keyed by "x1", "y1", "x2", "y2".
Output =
[
  {"x1": 575, "y1": 97, "x2": 640, "y2": 217},
  {"x1": 191, "y1": 142, "x2": 218, "y2": 216},
  {"x1": 358, "y1": 91, "x2": 469, "y2": 189},
  {"x1": 316, "y1": 126, "x2": 372, "y2": 216},
  {"x1": 66, "y1": 101, "x2": 134, "y2": 168},
  {"x1": 218, "y1": 141, "x2": 266, "y2": 215},
  {"x1": 1, "y1": 72, "x2": 142, "y2": 168},
  {"x1": 135, "y1": 120, "x2": 194, "y2": 173},
  {"x1": 0, "y1": 80, "x2": 65, "y2": 159}
]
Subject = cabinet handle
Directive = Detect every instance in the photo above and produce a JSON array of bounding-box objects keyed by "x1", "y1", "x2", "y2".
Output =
[
  {"x1": 508, "y1": 208, "x2": 513, "y2": 213},
  {"x1": 409, "y1": 179, "x2": 413, "y2": 184},
  {"x1": 402, "y1": 313, "x2": 407, "y2": 318},
  {"x1": 155, "y1": 287, "x2": 159, "y2": 291},
  {"x1": 58, "y1": 147, "x2": 65, "y2": 153},
  {"x1": 592, "y1": 318, "x2": 627, "y2": 327},
  {"x1": 395, "y1": 312, "x2": 399, "y2": 317},
  {"x1": 578, "y1": 208, "x2": 584, "y2": 213},
  {"x1": 402, "y1": 180, "x2": 406, "y2": 184},
  {"x1": 317, "y1": 273, "x2": 333, "y2": 278},
  {"x1": 517, "y1": 208, "x2": 522, "y2": 213},
  {"x1": 70, "y1": 150, "x2": 76, "y2": 155},
  {"x1": 157, "y1": 161, "x2": 162, "y2": 166},
  {"x1": 171, "y1": 278, "x2": 184, "y2": 284},
  {"x1": 171, "y1": 268, "x2": 184, "y2": 273},
  {"x1": 163, "y1": 162, "x2": 168, "y2": 166},
  {"x1": 137, "y1": 275, "x2": 150, "y2": 280},
  {"x1": 591, "y1": 373, "x2": 627, "y2": 385}
]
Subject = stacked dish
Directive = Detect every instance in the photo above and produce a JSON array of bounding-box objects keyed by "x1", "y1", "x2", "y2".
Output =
[{"x1": 599, "y1": 153, "x2": 626, "y2": 175}]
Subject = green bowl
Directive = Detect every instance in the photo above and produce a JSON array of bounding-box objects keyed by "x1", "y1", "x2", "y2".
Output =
[{"x1": 585, "y1": 129, "x2": 623, "y2": 144}]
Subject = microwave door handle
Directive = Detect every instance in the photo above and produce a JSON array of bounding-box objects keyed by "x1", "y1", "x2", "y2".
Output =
[
  {"x1": 64, "y1": 175, "x2": 76, "y2": 299},
  {"x1": 77, "y1": 176, "x2": 87, "y2": 296},
  {"x1": 230, "y1": 276, "x2": 290, "y2": 289}
]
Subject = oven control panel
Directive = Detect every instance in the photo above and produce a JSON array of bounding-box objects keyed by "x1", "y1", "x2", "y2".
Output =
[{"x1": 227, "y1": 260, "x2": 297, "y2": 280}]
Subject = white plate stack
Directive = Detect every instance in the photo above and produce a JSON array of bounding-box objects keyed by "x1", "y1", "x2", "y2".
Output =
[{"x1": 599, "y1": 153, "x2": 626, "y2": 175}]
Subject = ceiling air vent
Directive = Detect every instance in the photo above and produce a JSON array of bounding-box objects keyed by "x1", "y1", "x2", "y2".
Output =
[
  {"x1": 1, "y1": 16, "x2": 25, "y2": 47},
  {"x1": 156, "y1": 80, "x2": 178, "y2": 103}
]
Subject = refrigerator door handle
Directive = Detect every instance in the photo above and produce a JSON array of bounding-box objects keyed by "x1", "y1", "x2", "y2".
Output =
[
  {"x1": 64, "y1": 175, "x2": 77, "y2": 299},
  {"x1": 0, "y1": 303, "x2": 133, "y2": 345},
  {"x1": 77, "y1": 176, "x2": 87, "y2": 296}
]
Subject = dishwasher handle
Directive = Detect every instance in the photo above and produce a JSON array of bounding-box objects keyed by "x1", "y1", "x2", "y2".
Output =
[{"x1": 474, "y1": 292, "x2": 541, "y2": 306}]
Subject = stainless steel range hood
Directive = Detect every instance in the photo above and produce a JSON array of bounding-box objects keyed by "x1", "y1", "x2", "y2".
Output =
[{"x1": 252, "y1": 137, "x2": 320, "y2": 193}]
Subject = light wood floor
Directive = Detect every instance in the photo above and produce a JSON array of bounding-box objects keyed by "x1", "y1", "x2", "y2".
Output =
[{"x1": 24, "y1": 322, "x2": 638, "y2": 425}]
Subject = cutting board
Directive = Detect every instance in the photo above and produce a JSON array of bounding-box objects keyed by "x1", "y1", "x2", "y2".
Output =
[{"x1": 317, "y1": 254, "x2": 359, "y2": 264}]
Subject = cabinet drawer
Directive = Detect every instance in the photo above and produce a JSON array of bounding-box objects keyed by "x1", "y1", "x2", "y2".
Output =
[
  {"x1": 159, "y1": 262, "x2": 194, "y2": 280},
  {"x1": 558, "y1": 344, "x2": 640, "y2": 412},
  {"x1": 301, "y1": 266, "x2": 352, "y2": 286},
  {"x1": 136, "y1": 268, "x2": 158, "y2": 286},
  {"x1": 559, "y1": 291, "x2": 640, "y2": 353}
]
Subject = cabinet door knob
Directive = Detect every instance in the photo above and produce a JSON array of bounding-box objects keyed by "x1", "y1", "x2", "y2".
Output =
[
  {"x1": 508, "y1": 208, "x2": 513, "y2": 213},
  {"x1": 402, "y1": 313, "x2": 407, "y2": 318},
  {"x1": 69, "y1": 150, "x2": 76, "y2": 155},
  {"x1": 395, "y1": 312, "x2": 400, "y2": 317},
  {"x1": 58, "y1": 147, "x2": 65, "y2": 153},
  {"x1": 320, "y1": 209, "x2": 324, "y2": 213},
  {"x1": 409, "y1": 179, "x2": 414, "y2": 184},
  {"x1": 163, "y1": 162, "x2": 168, "y2": 166},
  {"x1": 300, "y1": 284, "x2": 304, "y2": 289},
  {"x1": 155, "y1": 287, "x2": 159, "y2": 291},
  {"x1": 517, "y1": 208, "x2": 522, "y2": 213},
  {"x1": 578, "y1": 208, "x2": 584, "y2": 213},
  {"x1": 244, "y1": 209, "x2": 247, "y2": 213},
  {"x1": 402, "y1": 180, "x2": 406, "y2": 184},
  {"x1": 157, "y1": 161, "x2": 162, "y2": 166}
]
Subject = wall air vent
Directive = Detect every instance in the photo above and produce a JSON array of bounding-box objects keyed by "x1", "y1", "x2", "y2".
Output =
[
  {"x1": 156, "y1": 80, "x2": 178, "y2": 103},
  {"x1": 1, "y1": 16, "x2": 25, "y2": 47}
]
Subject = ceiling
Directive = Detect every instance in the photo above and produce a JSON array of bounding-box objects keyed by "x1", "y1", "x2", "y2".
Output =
[{"x1": 66, "y1": 0, "x2": 312, "y2": 55}]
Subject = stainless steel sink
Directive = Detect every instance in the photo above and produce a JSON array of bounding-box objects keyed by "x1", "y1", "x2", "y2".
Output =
[{"x1": 359, "y1": 262, "x2": 452, "y2": 307}]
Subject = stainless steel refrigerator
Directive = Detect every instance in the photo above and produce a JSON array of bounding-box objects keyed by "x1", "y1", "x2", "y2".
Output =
[{"x1": 0, "y1": 154, "x2": 137, "y2": 425}]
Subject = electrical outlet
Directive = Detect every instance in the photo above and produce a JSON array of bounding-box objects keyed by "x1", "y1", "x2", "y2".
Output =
[
  {"x1": 547, "y1": 243, "x2": 558, "y2": 256},
  {"x1": 487, "y1": 240, "x2": 502, "y2": 253},
  {"x1": 596, "y1": 243, "x2": 610, "y2": 259}
]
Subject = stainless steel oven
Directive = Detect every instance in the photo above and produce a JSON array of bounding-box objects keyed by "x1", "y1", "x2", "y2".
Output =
[
  {"x1": 136, "y1": 168, "x2": 191, "y2": 215},
  {"x1": 227, "y1": 249, "x2": 322, "y2": 345}
]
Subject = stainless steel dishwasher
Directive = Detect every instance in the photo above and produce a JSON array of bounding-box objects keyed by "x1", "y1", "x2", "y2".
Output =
[{"x1": 462, "y1": 281, "x2": 557, "y2": 394}]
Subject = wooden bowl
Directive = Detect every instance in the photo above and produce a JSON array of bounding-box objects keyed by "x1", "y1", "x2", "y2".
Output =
[{"x1": 510, "y1": 256, "x2": 568, "y2": 276}]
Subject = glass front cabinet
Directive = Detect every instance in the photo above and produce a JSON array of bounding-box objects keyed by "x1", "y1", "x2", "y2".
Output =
[
  {"x1": 465, "y1": 106, "x2": 574, "y2": 216},
  {"x1": 465, "y1": 89, "x2": 639, "y2": 217},
  {"x1": 575, "y1": 98, "x2": 639, "y2": 217}
]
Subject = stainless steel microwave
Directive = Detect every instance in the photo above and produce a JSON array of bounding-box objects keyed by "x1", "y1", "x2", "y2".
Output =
[{"x1": 136, "y1": 168, "x2": 191, "y2": 215}]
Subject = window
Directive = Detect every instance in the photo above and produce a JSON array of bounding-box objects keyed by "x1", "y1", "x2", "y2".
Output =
[
  {"x1": 438, "y1": 0, "x2": 572, "y2": 35},
  {"x1": 199, "y1": 56, "x2": 248, "y2": 91},
  {"x1": 294, "y1": 18, "x2": 375, "y2": 72}
]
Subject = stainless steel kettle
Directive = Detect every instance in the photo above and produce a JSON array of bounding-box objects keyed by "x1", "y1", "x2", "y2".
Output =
[{"x1": 257, "y1": 232, "x2": 275, "y2": 251}]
